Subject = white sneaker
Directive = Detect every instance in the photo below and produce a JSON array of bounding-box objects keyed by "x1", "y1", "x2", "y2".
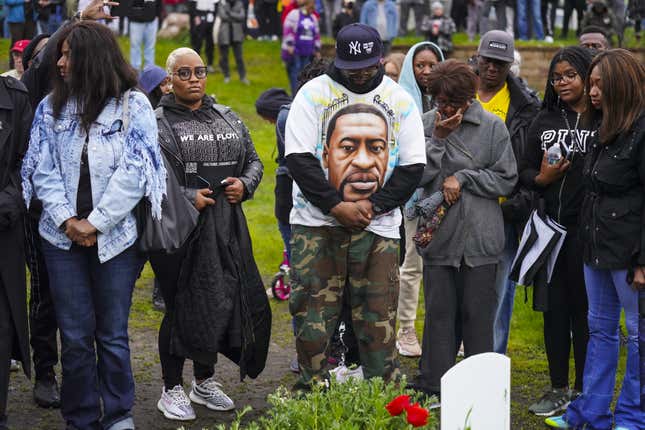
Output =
[
  {"x1": 10, "y1": 360, "x2": 20, "y2": 372},
  {"x1": 544, "y1": 35, "x2": 554, "y2": 43},
  {"x1": 396, "y1": 327, "x2": 422, "y2": 357},
  {"x1": 157, "y1": 385, "x2": 196, "y2": 421},
  {"x1": 189, "y1": 377, "x2": 235, "y2": 411}
]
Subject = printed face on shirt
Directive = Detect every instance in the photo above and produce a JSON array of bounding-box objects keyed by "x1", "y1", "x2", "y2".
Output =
[{"x1": 323, "y1": 103, "x2": 389, "y2": 202}]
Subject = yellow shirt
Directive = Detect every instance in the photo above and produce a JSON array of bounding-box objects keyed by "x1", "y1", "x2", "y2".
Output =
[
  {"x1": 477, "y1": 83, "x2": 512, "y2": 204},
  {"x1": 477, "y1": 82, "x2": 511, "y2": 123}
]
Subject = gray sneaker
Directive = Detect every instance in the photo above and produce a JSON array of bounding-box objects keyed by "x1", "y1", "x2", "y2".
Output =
[
  {"x1": 528, "y1": 388, "x2": 570, "y2": 416},
  {"x1": 189, "y1": 377, "x2": 235, "y2": 411}
]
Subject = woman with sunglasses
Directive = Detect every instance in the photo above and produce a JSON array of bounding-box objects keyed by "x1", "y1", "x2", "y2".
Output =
[
  {"x1": 21, "y1": 21, "x2": 165, "y2": 430},
  {"x1": 519, "y1": 46, "x2": 595, "y2": 418},
  {"x1": 150, "y1": 47, "x2": 266, "y2": 422},
  {"x1": 409, "y1": 59, "x2": 518, "y2": 398},
  {"x1": 547, "y1": 49, "x2": 645, "y2": 430}
]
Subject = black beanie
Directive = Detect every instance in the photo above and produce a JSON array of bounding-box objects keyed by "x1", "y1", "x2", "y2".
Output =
[
  {"x1": 22, "y1": 33, "x2": 50, "y2": 70},
  {"x1": 255, "y1": 88, "x2": 292, "y2": 121}
]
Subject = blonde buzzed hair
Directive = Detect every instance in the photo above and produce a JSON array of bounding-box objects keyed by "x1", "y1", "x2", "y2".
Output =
[{"x1": 166, "y1": 47, "x2": 201, "y2": 74}]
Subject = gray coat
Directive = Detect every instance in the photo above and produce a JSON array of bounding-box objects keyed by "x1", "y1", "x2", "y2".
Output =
[
  {"x1": 417, "y1": 100, "x2": 518, "y2": 268},
  {"x1": 217, "y1": 0, "x2": 245, "y2": 45}
]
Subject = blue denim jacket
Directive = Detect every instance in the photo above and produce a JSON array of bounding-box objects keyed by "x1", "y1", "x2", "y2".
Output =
[{"x1": 22, "y1": 91, "x2": 166, "y2": 263}]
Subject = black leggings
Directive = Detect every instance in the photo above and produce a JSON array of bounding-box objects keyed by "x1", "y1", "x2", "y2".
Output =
[
  {"x1": 190, "y1": 17, "x2": 215, "y2": 66},
  {"x1": 542, "y1": 232, "x2": 588, "y2": 391},
  {"x1": 149, "y1": 246, "x2": 214, "y2": 390},
  {"x1": 219, "y1": 42, "x2": 246, "y2": 80}
]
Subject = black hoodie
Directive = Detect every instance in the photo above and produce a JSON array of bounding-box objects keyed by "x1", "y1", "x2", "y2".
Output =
[
  {"x1": 520, "y1": 106, "x2": 596, "y2": 227},
  {"x1": 160, "y1": 94, "x2": 242, "y2": 190}
]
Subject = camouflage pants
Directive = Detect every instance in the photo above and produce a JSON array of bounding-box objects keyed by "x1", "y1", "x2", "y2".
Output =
[{"x1": 289, "y1": 225, "x2": 401, "y2": 386}]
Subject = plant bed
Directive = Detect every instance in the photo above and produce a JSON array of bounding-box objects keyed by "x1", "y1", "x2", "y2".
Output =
[{"x1": 213, "y1": 377, "x2": 439, "y2": 430}]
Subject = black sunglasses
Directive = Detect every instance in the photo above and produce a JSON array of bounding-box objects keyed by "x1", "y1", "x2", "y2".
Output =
[{"x1": 173, "y1": 66, "x2": 208, "y2": 81}]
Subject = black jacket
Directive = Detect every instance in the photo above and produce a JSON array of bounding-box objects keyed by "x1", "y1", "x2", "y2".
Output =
[
  {"x1": 158, "y1": 94, "x2": 263, "y2": 199},
  {"x1": 157, "y1": 95, "x2": 269, "y2": 380},
  {"x1": 581, "y1": 112, "x2": 645, "y2": 270},
  {"x1": 0, "y1": 76, "x2": 33, "y2": 379},
  {"x1": 520, "y1": 107, "x2": 594, "y2": 227},
  {"x1": 499, "y1": 74, "x2": 541, "y2": 225},
  {"x1": 123, "y1": 0, "x2": 162, "y2": 22}
]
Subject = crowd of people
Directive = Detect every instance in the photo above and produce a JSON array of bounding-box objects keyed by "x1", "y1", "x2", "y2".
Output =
[
  {"x1": 1, "y1": 0, "x2": 643, "y2": 89},
  {"x1": 0, "y1": 0, "x2": 644, "y2": 427}
]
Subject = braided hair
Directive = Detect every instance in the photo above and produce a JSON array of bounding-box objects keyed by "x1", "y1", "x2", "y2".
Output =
[{"x1": 542, "y1": 46, "x2": 593, "y2": 111}]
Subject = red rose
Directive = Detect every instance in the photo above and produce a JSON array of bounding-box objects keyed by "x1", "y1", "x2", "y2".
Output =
[
  {"x1": 405, "y1": 402, "x2": 430, "y2": 427},
  {"x1": 385, "y1": 395, "x2": 411, "y2": 416}
]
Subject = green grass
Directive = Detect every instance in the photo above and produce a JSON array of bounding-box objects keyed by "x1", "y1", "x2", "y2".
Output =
[{"x1": 323, "y1": 27, "x2": 643, "y2": 48}]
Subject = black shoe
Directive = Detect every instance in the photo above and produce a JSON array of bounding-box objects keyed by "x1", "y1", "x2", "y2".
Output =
[
  {"x1": 406, "y1": 378, "x2": 440, "y2": 405},
  {"x1": 33, "y1": 377, "x2": 61, "y2": 408}
]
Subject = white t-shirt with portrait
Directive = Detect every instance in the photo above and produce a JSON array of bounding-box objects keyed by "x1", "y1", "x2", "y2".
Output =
[{"x1": 285, "y1": 74, "x2": 426, "y2": 239}]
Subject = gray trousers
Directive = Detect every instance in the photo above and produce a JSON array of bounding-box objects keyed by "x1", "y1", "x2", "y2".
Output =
[
  {"x1": 418, "y1": 262, "x2": 498, "y2": 392},
  {"x1": 399, "y1": 1, "x2": 427, "y2": 35}
]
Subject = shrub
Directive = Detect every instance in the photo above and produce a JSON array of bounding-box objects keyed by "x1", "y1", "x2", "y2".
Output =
[{"x1": 215, "y1": 377, "x2": 439, "y2": 429}]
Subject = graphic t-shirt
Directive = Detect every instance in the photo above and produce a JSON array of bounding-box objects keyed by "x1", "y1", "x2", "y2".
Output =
[
  {"x1": 477, "y1": 82, "x2": 511, "y2": 123},
  {"x1": 166, "y1": 108, "x2": 241, "y2": 191},
  {"x1": 285, "y1": 75, "x2": 426, "y2": 239}
]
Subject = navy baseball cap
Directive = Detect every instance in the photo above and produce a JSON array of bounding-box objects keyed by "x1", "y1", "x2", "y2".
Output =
[{"x1": 334, "y1": 24, "x2": 383, "y2": 70}]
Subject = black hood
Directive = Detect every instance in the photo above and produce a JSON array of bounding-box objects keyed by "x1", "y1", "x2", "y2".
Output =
[{"x1": 159, "y1": 93, "x2": 216, "y2": 116}]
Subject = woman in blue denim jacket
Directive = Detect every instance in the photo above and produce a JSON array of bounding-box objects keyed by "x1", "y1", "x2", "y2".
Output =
[{"x1": 21, "y1": 22, "x2": 165, "y2": 430}]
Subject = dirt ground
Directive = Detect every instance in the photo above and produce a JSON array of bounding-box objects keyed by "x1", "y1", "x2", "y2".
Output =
[
  {"x1": 5, "y1": 277, "x2": 302, "y2": 430},
  {"x1": 5, "y1": 277, "x2": 545, "y2": 430}
]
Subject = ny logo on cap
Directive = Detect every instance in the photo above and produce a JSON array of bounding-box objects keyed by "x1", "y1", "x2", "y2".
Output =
[{"x1": 349, "y1": 40, "x2": 362, "y2": 55}]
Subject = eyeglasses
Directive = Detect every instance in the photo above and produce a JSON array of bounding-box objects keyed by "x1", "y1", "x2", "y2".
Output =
[
  {"x1": 173, "y1": 66, "x2": 208, "y2": 81},
  {"x1": 550, "y1": 71, "x2": 578, "y2": 86},
  {"x1": 342, "y1": 65, "x2": 379, "y2": 79},
  {"x1": 432, "y1": 98, "x2": 467, "y2": 109}
]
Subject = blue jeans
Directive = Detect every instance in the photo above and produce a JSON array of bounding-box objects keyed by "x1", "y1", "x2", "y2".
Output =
[
  {"x1": 129, "y1": 18, "x2": 158, "y2": 71},
  {"x1": 493, "y1": 221, "x2": 518, "y2": 354},
  {"x1": 285, "y1": 55, "x2": 313, "y2": 96},
  {"x1": 278, "y1": 220, "x2": 292, "y2": 261},
  {"x1": 42, "y1": 241, "x2": 142, "y2": 430},
  {"x1": 565, "y1": 266, "x2": 645, "y2": 430},
  {"x1": 516, "y1": 0, "x2": 544, "y2": 40}
]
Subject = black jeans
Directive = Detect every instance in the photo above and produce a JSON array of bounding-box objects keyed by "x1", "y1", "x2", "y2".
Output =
[
  {"x1": 24, "y1": 216, "x2": 59, "y2": 380},
  {"x1": 256, "y1": 1, "x2": 280, "y2": 37},
  {"x1": 191, "y1": 17, "x2": 215, "y2": 66},
  {"x1": 0, "y1": 279, "x2": 13, "y2": 428},
  {"x1": 219, "y1": 42, "x2": 246, "y2": 79},
  {"x1": 418, "y1": 263, "x2": 498, "y2": 392},
  {"x1": 542, "y1": 232, "x2": 588, "y2": 391},
  {"x1": 562, "y1": 0, "x2": 585, "y2": 37},
  {"x1": 541, "y1": 0, "x2": 557, "y2": 37},
  {"x1": 149, "y1": 246, "x2": 214, "y2": 390}
]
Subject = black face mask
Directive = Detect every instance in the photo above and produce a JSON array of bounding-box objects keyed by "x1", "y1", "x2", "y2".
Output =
[{"x1": 326, "y1": 63, "x2": 385, "y2": 94}]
